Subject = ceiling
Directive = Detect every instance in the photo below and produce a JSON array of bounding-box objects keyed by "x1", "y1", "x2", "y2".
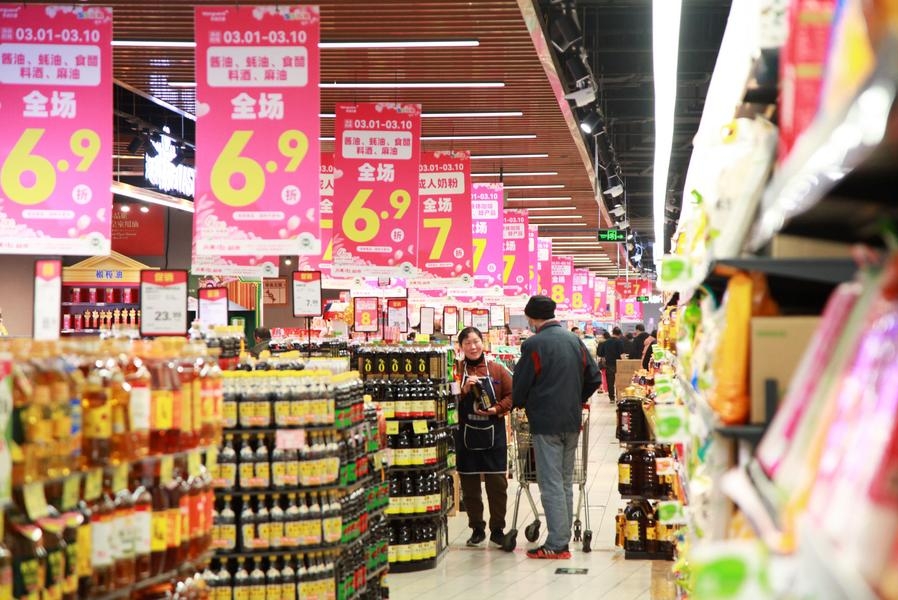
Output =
[{"x1": 32, "y1": 0, "x2": 729, "y2": 278}]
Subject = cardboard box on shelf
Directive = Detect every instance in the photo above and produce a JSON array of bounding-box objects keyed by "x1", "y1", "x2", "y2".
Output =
[
  {"x1": 750, "y1": 316, "x2": 820, "y2": 423},
  {"x1": 615, "y1": 359, "x2": 643, "y2": 399}
]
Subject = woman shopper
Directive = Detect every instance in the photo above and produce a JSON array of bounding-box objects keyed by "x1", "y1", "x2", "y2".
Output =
[{"x1": 455, "y1": 326, "x2": 513, "y2": 547}]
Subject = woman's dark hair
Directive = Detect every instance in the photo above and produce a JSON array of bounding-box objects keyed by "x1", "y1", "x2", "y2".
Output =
[{"x1": 457, "y1": 326, "x2": 484, "y2": 346}]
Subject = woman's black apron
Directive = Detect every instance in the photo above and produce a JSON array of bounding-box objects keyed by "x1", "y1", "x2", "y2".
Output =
[{"x1": 456, "y1": 361, "x2": 508, "y2": 474}]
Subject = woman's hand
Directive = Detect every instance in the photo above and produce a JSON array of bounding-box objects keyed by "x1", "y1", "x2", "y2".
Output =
[
  {"x1": 473, "y1": 405, "x2": 498, "y2": 417},
  {"x1": 462, "y1": 376, "x2": 479, "y2": 395}
]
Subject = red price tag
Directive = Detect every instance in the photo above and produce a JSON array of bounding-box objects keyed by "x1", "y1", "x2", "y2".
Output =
[{"x1": 354, "y1": 297, "x2": 379, "y2": 332}]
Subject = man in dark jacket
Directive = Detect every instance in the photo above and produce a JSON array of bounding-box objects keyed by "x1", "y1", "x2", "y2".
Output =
[
  {"x1": 600, "y1": 327, "x2": 626, "y2": 403},
  {"x1": 629, "y1": 323, "x2": 649, "y2": 359},
  {"x1": 512, "y1": 295, "x2": 601, "y2": 559}
]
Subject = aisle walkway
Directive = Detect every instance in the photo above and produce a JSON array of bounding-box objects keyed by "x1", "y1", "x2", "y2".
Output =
[{"x1": 388, "y1": 394, "x2": 677, "y2": 599}]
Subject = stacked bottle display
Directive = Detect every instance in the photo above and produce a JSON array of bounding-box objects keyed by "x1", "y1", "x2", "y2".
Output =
[
  {"x1": 614, "y1": 499, "x2": 680, "y2": 559},
  {"x1": 210, "y1": 368, "x2": 388, "y2": 599},
  {"x1": 355, "y1": 344, "x2": 456, "y2": 574},
  {"x1": 617, "y1": 444, "x2": 676, "y2": 499}
]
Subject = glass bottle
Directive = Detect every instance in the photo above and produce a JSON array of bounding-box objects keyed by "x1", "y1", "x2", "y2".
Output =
[
  {"x1": 248, "y1": 559, "x2": 265, "y2": 600},
  {"x1": 264, "y1": 557, "x2": 280, "y2": 600},
  {"x1": 131, "y1": 471, "x2": 152, "y2": 580},
  {"x1": 240, "y1": 495, "x2": 256, "y2": 551},
  {"x1": 113, "y1": 476, "x2": 136, "y2": 588},
  {"x1": 255, "y1": 498, "x2": 270, "y2": 551},
  {"x1": 269, "y1": 496, "x2": 285, "y2": 550},
  {"x1": 214, "y1": 561, "x2": 232, "y2": 600},
  {"x1": 217, "y1": 495, "x2": 237, "y2": 552},
  {"x1": 254, "y1": 435, "x2": 270, "y2": 489},
  {"x1": 618, "y1": 447, "x2": 636, "y2": 496},
  {"x1": 81, "y1": 358, "x2": 113, "y2": 468},
  {"x1": 232, "y1": 559, "x2": 250, "y2": 600},
  {"x1": 222, "y1": 373, "x2": 239, "y2": 430},
  {"x1": 238, "y1": 435, "x2": 255, "y2": 490},
  {"x1": 218, "y1": 435, "x2": 238, "y2": 489},
  {"x1": 279, "y1": 557, "x2": 295, "y2": 600}
]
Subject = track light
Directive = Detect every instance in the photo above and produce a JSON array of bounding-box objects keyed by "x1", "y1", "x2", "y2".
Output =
[
  {"x1": 604, "y1": 174, "x2": 624, "y2": 198},
  {"x1": 127, "y1": 136, "x2": 143, "y2": 154},
  {"x1": 579, "y1": 110, "x2": 604, "y2": 135},
  {"x1": 609, "y1": 204, "x2": 626, "y2": 218},
  {"x1": 144, "y1": 141, "x2": 158, "y2": 158},
  {"x1": 615, "y1": 218, "x2": 630, "y2": 230},
  {"x1": 566, "y1": 55, "x2": 591, "y2": 87},
  {"x1": 595, "y1": 131, "x2": 613, "y2": 168},
  {"x1": 549, "y1": 12, "x2": 583, "y2": 53}
]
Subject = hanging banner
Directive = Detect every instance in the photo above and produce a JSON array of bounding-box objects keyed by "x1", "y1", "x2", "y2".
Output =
[
  {"x1": 193, "y1": 5, "x2": 321, "y2": 257},
  {"x1": 527, "y1": 225, "x2": 539, "y2": 296},
  {"x1": 619, "y1": 296, "x2": 644, "y2": 322},
  {"x1": 33, "y1": 259, "x2": 61, "y2": 340},
  {"x1": 197, "y1": 287, "x2": 229, "y2": 327},
  {"x1": 593, "y1": 276, "x2": 610, "y2": 319},
  {"x1": 190, "y1": 237, "x2": 278, "y2": 278},
  {"x1": 0, "y1": 4, "x2": 113, "y2": 255},
  {"x1": 140, "y1": 270, "x2": 188, "y2": 337},
  {"x1": 413, "y1": 150, "x2": 472, "y2": 285},
  {"x1": 291, "y1": 270, "x2": 322, "y2": 317},
  {"x1": 332, "y1": 102, "x2": 422, "y2": 277},
  {"x1": 442, "y1": 306, "x2": 458, "y2": 335},
  {"x1": 550, "y1": 256, "x2": 573, "y2": 312},
  {"x1": 537, "y1": 237, "x2": 552, "y2": 296},
  {"x1": 571, "y1": 268, "x2": 593, "y2": 314},
  {"x1": 316, "y1": 152, "x2": 334, "y2": 273},
  {"x1": 353, "y1": 297, "x2": 378, "y2": 333},
  {"x1": 471, "y1": 182, "x2": 503, "y2": 292},
  {"x1": 615, "y1": 278, "x2": 652, "y2": 299},
  {"x1": 502, "y1": 209, "x2": 529, "y2": 297},
  {"x1": 386, "y1": 298, "x2": 408, "y2": 333},
  {"x1": 607, "y1": 286, "x2": 618, "y2": 321}
]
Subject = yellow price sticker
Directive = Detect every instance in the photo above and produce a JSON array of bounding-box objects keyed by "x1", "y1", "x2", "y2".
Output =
[
  {"x1": 61, "y1": 474, "x2": 81, "y2": 511},
  {"x1": 188, "y1": 451, "x2": 202, "y2": 478},
  {"x1": 159, "y1": 456, "x2": 174, "y2": 484},
  {"x1": 84, "y1": 468, "x2": 103, "y2": 502},
  {"x1": 412, "y1": 420, "x2": 429, "y2": 435},
  {"x1": 23, "y1": 482, "x2": 49, "y2": 521},
  {"x1": 385, "y1": 421, "x2": 399, "y2": 435},
  {"x1": 112, "y1": 463, "x2": 129, "y2": 493},
  {"x1": 210, "y1": 129, "x2": 309, "y2": 207}
]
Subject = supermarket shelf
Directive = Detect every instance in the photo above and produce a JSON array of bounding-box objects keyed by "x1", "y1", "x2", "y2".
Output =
[
  {"x1": 797, "y1": 525, "x2": 878, "y2": 600},
  {"x1": 213, "y1": 475, "x2": 373, "y2": 498},
  {"x1": 62, "y1": 302, "x2": 139, "y2": 307},
  {"x1": 384, "y1": 509, "x2": 444, "y2": 520},
  {"x1": 387, "y1": 462, "x2": 449, "y2": 473},
  {"x1": 388, "y1": 546, "x2": 448, "y2": 573},
  {"x1": 715, "y1": 258, "x2": 857, "y2": 286},
  {"x1": 367, "y1": 562, "x2": 389, "y2": 580},
  {"x1": 223, "y1": 422, "x2": 365, "y2": 435},
  {"x1": 714, "y1": 424, "x2": 766, "y2": 445},
  {"x1": 217, "y1": 542, "x2": 344, "y2": 559},
  {"x1": 623, "y1": 549, "x2": 674, "y2": 561},
  {"x1": 620, "y1": 493, "x2": 675, "y2": 502},
  {"x1": 94, "y1": 552, "x2": 212, "y2": 600}
]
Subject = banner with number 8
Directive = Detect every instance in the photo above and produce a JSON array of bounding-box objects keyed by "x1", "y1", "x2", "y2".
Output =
[{"x1": 550, "y1": 256, "x2": 573, "y2": 312}]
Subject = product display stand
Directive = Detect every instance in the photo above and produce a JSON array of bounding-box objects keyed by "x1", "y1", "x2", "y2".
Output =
[
  {"x1": 209, "y1": 368, "x2": 388, "y2": 600},
  {"x1": 355, "y1": 344, "x2": 457, "y2": 573}
]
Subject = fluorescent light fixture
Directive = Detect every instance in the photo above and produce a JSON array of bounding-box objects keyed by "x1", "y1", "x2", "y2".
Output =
[
  {"x1": 111, "y1": 181, "x2": 195, "y2": 213},
  {"x1": 472, "y1": 171, "x2": 557, "y2": 177},
  {"x1": 320, "y1": 111, "x2": 523, "y2": 119},
  {"x1": 503, "y1": 184, "x2": 564, "y2": 190},
  {"x1": 114, "y1": 39, "x2": 479, "y2": 49},
  {"x1": 535, "y1": 222, "x2": 587, "y2": 227},
  {"x1": 548, "y1": 236, "x2": 596, "y2": 240},
  {"x1": 653, "y1": 0, "x2": 682, "y2": 264},
  {"x1": 528, "y1": 215, "x2": 581, "y2": 220},
  {"x1": 321, "y1": 134, "x2": 535, "y2": 142},
  {"x1": 113, "y1": 154, "x2": 143, "y2": 160},
  {"x1": 471, "y1": 153, "x2": 548, "y2": 160},
  {"x1": 169, "y1": 81, "x2": 505, "y2": 90},
  {"x1": 522, "y1": 207, "x2": 575, "y2": 211},
  {"x1": 507, "y1": 196, "x2": 572, "y2": 201}
]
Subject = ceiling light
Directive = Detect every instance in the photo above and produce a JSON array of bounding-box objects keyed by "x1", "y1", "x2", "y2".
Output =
[
  {"x1": 536, "y1": 222, "x2": 587, "y2": 227},
  {"x1": 113, "y1": 154, "x2": 143, "y2": 160},
  {"x1": 506, "y1": 196, "x2": 572, "y2": 201},
  {"x1": 528, "y1": 215, "x2": 580, "y2": 220},
  {"x1": 609, "y1": 204, "x2": 626, "y2": 218},
  {"x1": 471, "y1": 153, "x2": 548, "y2": 160},
  {"x1": 604, "y1": 174, "x2": 624, "y2": 198},
  {"x1": 580, "y1": 110, "x2": 604, "y2": 135},
  {"x1": 521, "y1": 207, "x2": 575, "y2": 211},
  {"x1": 423, "y1": 134, "x2": 536, "y2": 141},
  {"x1": 503, "y1": 184, "x2": 564, "y2": 190},
  {"x1": 595, "y1": 131, "x2": 614, "y2": 167},
  {"x1": 169, "y1": 81, "x2": 505, "y2": 90},
  {"x1": 653, "y1": 0, "x2": 683, "y2": 263},
  {"x1": 565, "y1": 55, "x2": 591, "y2": 86},
  {"x1": 140, "y1": 206, "x2": 150, "y2": 214},
  {"x1": 114, "y1": 39, "x2": 479, "y2": 49},
  {"x1": 320, "y1": 111, "x2": 523, "y2": 119},
  {"x1": 472, "y1": 171, "x2": 557, "y2": 177},
  {"x1": 168, "y1": 81, "x2": 196, "y2": 88},
  {"x1": 549, "y1": 12, "x2": 583, "y2": 53},
  {"x1": 120, "y1": 205, "x2": 131, "y2": 213},
  {"x1": 284, "y1": 258, "x2": 293, "y2": 266},
  {"x1": 548, "y1": 236, "x2": 596, "y2": 240}
]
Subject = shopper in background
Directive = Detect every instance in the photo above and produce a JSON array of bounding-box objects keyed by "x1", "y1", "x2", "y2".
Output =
[
  {"x1": 629, "y1": 324, "x2": 649, "y2": 359},
  {"x1": 455, "y1": 326, "x2": 514, "y2": 548},
  {"x1": 512, "y1": 295, "x2": 602, "y2": 559},
  {"x1": 570, "y1": 326, "x2": 581, "y2": 337},
  {"x1": 250, "y1": 327, "x2": 271, "y2": 357},
  {"x1": 595, "y1": 330, "x2": 610, "y2": 393},
  {"x1": 642, "y1": 329, "x2": 658, "y2": 369},
  {"x1": 624, "y1": 331, "x2": 636, "y2": 357},
  {"x1": 600, "y1": 327, "x2": 626, "y2": 404}
]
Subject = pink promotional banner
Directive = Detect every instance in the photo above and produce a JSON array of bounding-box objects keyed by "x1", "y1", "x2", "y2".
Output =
[
  {"x1": 593, "y1": 276, "x2": 610, "y2": 319},
  {"x1": 332, "y1": 102, "x2": 422, "y2": 277},
  {"x1": 193, "y1": 5, "x2": 321, "y2": 257},
  {"x1": 537, "y1": 237, "x2": 552, "y2": 296},
  {"x1": 415, "y1": 150, "x2": 472, "y2": 284},
  {"x1": 300, "y1": 152, "x2": 334, "y2": 274},
  {"x1": 0, "y1": 4, "x2": 113, "y2": 255},
  {"x1": 571, "y1": 268, "x2": 593, "y2": 314},
  {"x1": 527, "y1": 225, "x2": 539, "y2": 296},
  {"x1": 619, "y1": 296, "x2": 644, "y2": 322},
  {"x1": 471, "y1": 182, "x2": 503, "y2": 291},
  {"x1": 502, "y1": 209, "x2": 529, "y2": 296},
  {"x1": 550, "y1": 256, "x2": 573, "y2": 312}
]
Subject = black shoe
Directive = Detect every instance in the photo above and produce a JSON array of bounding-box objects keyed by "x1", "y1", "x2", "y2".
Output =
[
  {"x1": 489, "y1": 530, "x2": 505, "y2": 548},
  {"x1": 466, "y1": 528, "x2": 486, "y2": 546}
]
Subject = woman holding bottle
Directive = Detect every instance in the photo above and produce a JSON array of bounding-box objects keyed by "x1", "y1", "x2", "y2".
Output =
[{"x1": 455, "y1": 327, "x2": 513, "y2": 548}]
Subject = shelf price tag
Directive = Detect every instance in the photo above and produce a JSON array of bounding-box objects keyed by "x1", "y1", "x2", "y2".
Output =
[
  {"x1": 84, "y1": 468, "x2": 103, "y2": 502},
  {"x1": 61, "y1": 474, "x2": 81, "y2": 511},
  {"x1": 471, "y1": 308, "x2": 490, "y2": 332},
  {"x1": 386, "y1": 299, "x2": 408, "y2": 333},
  {"x1": 193, "y1": 5, "x2": 321, "y2": 257},
  {"x1": 353, "y1": 297, "x2": 379, "y2": 333},
  {"x1": 412, "y1": 420, "x2": 429, "y2": 435},
  {"x1": 332, "y1": 102, "x2": 422, "y2": 278},
  {"x1": 292, "y1": 271, "x2": 323, "y2": 317},
  {"x1": 23, "y1": 482, "x2": 49, "y2": 521},
  {"x1": 488, "y1": 305, "x2": 506, "y2": 328},
  {"x1": 385, "y1": 421, "x2": 400, "y2": 435},
  {"x1": 442, "y1": 306, "x2": 458, "y2": 335},
  {"x1": 32, "y1": 260, "x2": 61, "y2": 340},
  {"x1": 139, "y1": 270, "x2": 188, "y2": 337},
  {"x1": 0, "y1": 5, "x2": 113, "y2": 256},
  {"x1": 197, "y1": 287, "x2": 229, "y2": 327}
]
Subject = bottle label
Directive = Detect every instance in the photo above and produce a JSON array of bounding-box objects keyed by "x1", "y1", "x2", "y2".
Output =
[
  {"x1": 152, "y1": 391, "x2": 174, "y2": 431},
  {"x1": 250, "y1": 584, "x2": 265, "y2": 600},
  {"x1": 201, "y1": 380, "x2": 216, "y2": 426},
  {"x1": 181, "y1": 383, "x2": 193, "y2": 432},
  {"x1": 84, "y1": 403, "x2": 112, "y2": 439},
  {"x1": 241, "y1": 524, "x2": 256, "y2": 548},
  {"x1": 234, "y1": 588, "x2": 250, "y2": 600},
  {"x1": 90, "y1": 519, "x2": 112, "y2": 567},
  {"x1": 172, "y1": 390, "x2": 184, "y2": 434},
  {"x1": 256, "y1": 522, "x2": 271, "y2": 547},
  {"x1": 284, "y1": 521, "x2": 301, "y2": 544},
  {"x1": 269, "y1": 522, "x2": 284, "y2": 547},
  {"x1": 280, "y1": 582, "x2": 295, "y2": 600},
  {"x1": 272, "y1": 462, "x2": 287, "y2": 487},
  {"x1": 322, "y1": 516, "x2": 341, "y2": 543},
  {"x1": 219, "y1": 524, "x2": 236, "y2": 550},
  {"x1": 75, "y1": 524, "x2": 92, "y2": 576},
  {"x1": 625, "y1": 520, "x2": 640, "y2": 542},
  {"x1": 223, "y1": 399, "x2": 238, "y2": 428},
  {"x1": 646, "y1": 525, "x2": 657, "y2": 540},
  {"x1": 14, "y1": 558, "x2": 40, "y2": 595},
  {"x1": 618, "y1": 464, "x2": 631, "y2": 485},
  {"x1": 192, "y1": 379, "x2": 203, "y2": 434},
  {"x1": 255, "y1": 462, "x2": 270, "y2": 485},
  {"x1": 238, "y1": 401, "x2": 254, "y2": 426},
  {"x1": 254, "y1": 400, "x2": 269, "y2": 424},
  {"x1": 129, "y1": 386, "x2": 151, "y2": 431},
  {"x1": 219, "y1": 463, "x2": 237, "y2": 488},
  {"x1": 133, "y1": 510, "x2": 151, "y2": 555},
  {"x1": 166, "y1": 508, "x2": 181, "y2": 549},
  {"x1": 274, "y1": 400, "x2": 290, "y2": 424},
  {"x1": 215, "y1": 588, "x2": 232, "y2": 600},
  {"x1": 151, "y1": 512, "x2": 168, "y2": 552},
  {"x1": 46, "y1": 549, "x2": 63, "y2": 588},
  {"x1": 62, "y1": 543, "x2": 77, "y2": 594}
]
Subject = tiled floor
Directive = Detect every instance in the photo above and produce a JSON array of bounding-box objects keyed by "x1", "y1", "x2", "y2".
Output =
[{"x1": 387, "y1": 392, "x2": 678, "y2": 600}]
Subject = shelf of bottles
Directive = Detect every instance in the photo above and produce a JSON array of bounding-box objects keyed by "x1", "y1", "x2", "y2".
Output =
[
  {"x1": 614, "y1": 389, "x2": 683, "y2": 561},
  {"x1": 0, "y1": 336, "x2": 227, "y2": 600},
  {"x1": 353, "y1": 344, "x2": 456, "y2": 573},
  {"x1": 208, "y1": 367, "x2": 389, "y2": 600}
]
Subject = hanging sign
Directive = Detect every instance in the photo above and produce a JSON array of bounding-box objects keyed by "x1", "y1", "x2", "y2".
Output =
[
  {"x1": 442, "y1": 306, "x2": 458, "y2": 335},
  {"x1": 332, "y1": 102, "x2": 422, "y2": 277},
  {"x1": 139, "y1": 270, "x2": 188, "y2": 336},
  {"x1": 471, "y1": 308, "x2": 490, "y2": 332},
  {"x1": 537, "y1": 237, "x2": 552, "y2": 296},
  {"x1": 527, "y1": 225, "x2": 539, "y2": 296},
  {"x1": 593, "y1": 276, "x2": 610, "y2": 319},
  {"x1": 550, "y1": 256, "x2": 573, "y2": 312},
  {"x1": 353, "y1": 297, "x2": 378, "y2": 333},
  {"x1": 197, "y1": 287, "x2": 229, "y2": 327},
  {"x1": 489, "y1": 305, "x2": 506, "y2": 328},
  {"x1": 0, "y1": 4, "x2": 113, "y2": 255},
  {"x1": 292, "y1": 270, "x2": 322, "y2": 317},
  {"x1": 419, "y1": 306, "x2": 435, "y2": 335},
  {"x1": 33, "y1": 259, "x2": 61, "y2": 340},
  {"x1": 190, "y1": 237, "x2": 278, "y2": 278},
  {"x1": 462, "y1": 308, "x2": 473, "y2": 328},
  {"x1": 386, "y1": 298, "x2": 408, "y2": 333},
  {"x1": 193, "y1": 5, "x2": 321, "y2": 257},
  {"x1": 502, "y1": 209, "x2": 529, "y2": 296},
  {"x1": 619, "y1": 296, "x2": 644, "y2": 322},
  {"x1": 571, "y1": 268, "x2": 593, "y2": 314},
  {"x1": 615, "y1": 278, "x2": 652, "y2": 299},
  {"x1": 315, "y1": 152, "x2": 334, "y2": 273},
  {"x1": 414, "y1": 150, "x2": 473, "y2": 284},
  {"x1": 471, "y1": 182, "x2": 504, "y2": 291}
]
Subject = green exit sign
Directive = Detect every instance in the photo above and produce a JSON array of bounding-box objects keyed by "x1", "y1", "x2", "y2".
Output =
[
  {"x1": 597, "y1": 228, "x2": 626, "y2": 242},
  {"x1": 636, "y1": 295, "x2": 650, "y2": 302}
]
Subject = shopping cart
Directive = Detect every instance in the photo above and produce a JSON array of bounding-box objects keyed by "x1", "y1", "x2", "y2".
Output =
[{"x1": 502, "y1": 405, "x2": 592, "y2": 552}]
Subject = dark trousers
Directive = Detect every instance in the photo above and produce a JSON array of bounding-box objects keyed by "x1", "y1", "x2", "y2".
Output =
[
  {"x1": 606, "y1": 367, "x2": 617, "y2": 402},
  {"x1": 460, "y1": 473, "x2": 508, "y2": 532}
]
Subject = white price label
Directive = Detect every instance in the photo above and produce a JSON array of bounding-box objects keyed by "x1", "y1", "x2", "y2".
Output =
[
  {"x1": 33, "y1": 260, "x2": 61, "y2": 340},
  {"x1": 489, "y1": 305, "x2": 505, "y2": 327},
  {"x1": 443, "y1": 308, "x2": 458, "y2": 334},
  {"x1": 387, "y1": 301, "x2": 407, "y2": 332},
  {"x1": 471, "y1": 311, "x2": 489, "y2": 332},
  {"x1": 198, "y1": 287, "x2": 229, "y2": 327},
  {"x1": 140, "y1": 270, "x2": 188, "y2": 336},
  {"x1": 420, "y1": 307, "x2": 435, "y2": 335},
  {"x1": 292, "y1": 271, "x2": 322, "y2": 317}
]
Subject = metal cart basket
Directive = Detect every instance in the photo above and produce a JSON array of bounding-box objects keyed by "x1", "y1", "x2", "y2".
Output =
[{"x1": 502, "y1": 405, "x2": 592, "y2": 552}]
